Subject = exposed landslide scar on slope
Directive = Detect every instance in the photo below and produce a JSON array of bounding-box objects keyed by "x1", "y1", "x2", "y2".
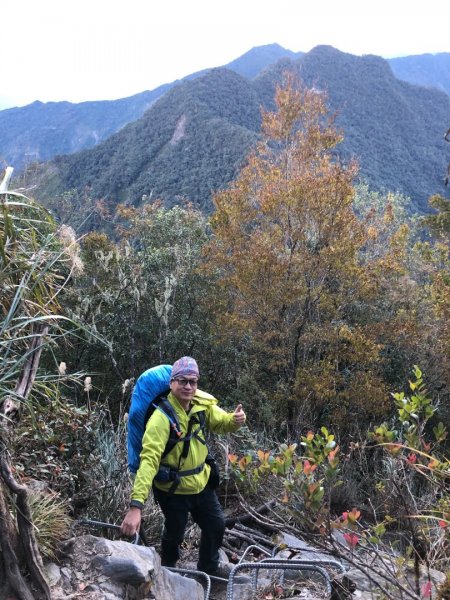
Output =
[{"x1": 170, "y1": 114, "x2": 187, "y2": 145}]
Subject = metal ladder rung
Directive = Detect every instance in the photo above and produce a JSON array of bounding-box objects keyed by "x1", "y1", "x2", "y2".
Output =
[{"x1": 226, "y1": 560, "x2": 332, "y2": 600}]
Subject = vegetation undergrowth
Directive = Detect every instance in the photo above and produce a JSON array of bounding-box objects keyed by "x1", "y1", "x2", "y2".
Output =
[{"x1": 226, "y1": 367, "x2": 449, "y2": 599}]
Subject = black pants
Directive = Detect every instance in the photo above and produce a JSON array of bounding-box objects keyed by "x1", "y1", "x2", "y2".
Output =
[{"x1": 153, "y1": 485, "x2": 225, "y2": 573}]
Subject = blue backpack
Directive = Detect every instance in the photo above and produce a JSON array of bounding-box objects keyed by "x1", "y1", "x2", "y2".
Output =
[
  {"x1": 127, "y1": 364, "x2": 172, "y2": 473},
  {"x1": 127, "y1": 364, "x2": 208, "y2": 475}
]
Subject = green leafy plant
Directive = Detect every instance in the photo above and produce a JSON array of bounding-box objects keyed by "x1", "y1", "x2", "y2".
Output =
[
  {"x1": 12, "y1": 392, "x2": 101, "y2": 498},
  {"x1": 367, "y1": 367, "x2": 449, "y2": 571},
  {"x1": 228, "y1": 427, "x2": 341, "y2": 531}
]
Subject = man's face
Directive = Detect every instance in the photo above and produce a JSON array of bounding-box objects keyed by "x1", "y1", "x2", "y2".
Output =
[{"x1": 170, "y1": 376, "x2": 198, "y2": 404}]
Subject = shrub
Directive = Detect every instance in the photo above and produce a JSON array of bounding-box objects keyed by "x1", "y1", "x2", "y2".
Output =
[{"x1": 26, "y1": 490, "x2": 72, "y2": 561}]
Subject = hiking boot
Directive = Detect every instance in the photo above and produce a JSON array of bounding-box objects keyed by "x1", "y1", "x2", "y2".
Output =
[{"x1": 207, "y1": 562, "x2": 251, "y2": 584}]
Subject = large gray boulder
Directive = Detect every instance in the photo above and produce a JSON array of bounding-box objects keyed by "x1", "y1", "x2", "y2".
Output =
[{"x1": 46, "y1": 534, "x2": 204, "y2": 599}]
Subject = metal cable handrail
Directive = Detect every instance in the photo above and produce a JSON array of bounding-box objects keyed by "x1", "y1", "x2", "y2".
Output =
[{"x1": 76, "y1": 518, "x2": 141, "y2": 545}]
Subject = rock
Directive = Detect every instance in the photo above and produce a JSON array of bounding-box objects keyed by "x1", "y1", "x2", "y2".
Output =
[
  {"x1": 46, "y1": 530, "x2": 446, "y2": 600},
  {"x1": 275, "y1": 532, "x2": 342, "y2": 565},
  {"x1": 51, "y1": 534, "x2": 204, "y2": 599},
  {"x1": 44, "y1": 562, "x2": 61, "y2": 587},
  {"x1": 346, "y1": 561, "x2": 446, "y2": 599},
  {"x1": 274, "y1": 531, "x2": 446, "y2": 599}
]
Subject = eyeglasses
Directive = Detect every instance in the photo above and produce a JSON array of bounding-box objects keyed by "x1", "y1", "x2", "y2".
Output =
[{"x1": 173, "y1": 378, "x2": 198, "y2": 388}]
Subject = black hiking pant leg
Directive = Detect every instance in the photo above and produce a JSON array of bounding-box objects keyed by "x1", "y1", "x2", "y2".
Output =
[
  {"x1": 153, "y1": 489, "x2": 190, "y2": 567},
  {"x1": 191, "y1": 488, "x2": 225, "y2": 573},
  {"x1": 154, "y1": 486, "x2": 225, "y2": 572}
]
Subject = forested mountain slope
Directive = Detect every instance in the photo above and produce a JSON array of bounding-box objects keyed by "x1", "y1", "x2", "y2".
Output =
[
  {"x1": 37, "y1": 68, "x2": 260, "y2": 213},
  {"x1": 30, "y1": 46, "x2": 450, "y2": 216},
  {"x1": 0, "y1": 44, "x2": 292, "y2": 169},
  {"x1": 1, "y1": 45, "x2": 449, "y2": 173},
  {"x1": 389, "y1": 52, "x2": 450, "y2": 97},
  {"x1": 295, "y1": 46, "x2": 450, "y2": 211},
  {"x1": 0, "y1": 85, "x2": 171, "y2": 169}
]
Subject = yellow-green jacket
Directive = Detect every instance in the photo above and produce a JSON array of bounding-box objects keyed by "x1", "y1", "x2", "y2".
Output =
[{"x1": 131, "y1": 390, "x2": 239, "y2": 506}]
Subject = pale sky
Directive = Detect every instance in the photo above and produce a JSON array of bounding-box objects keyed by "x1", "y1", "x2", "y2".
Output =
[{"x1": 3, "y1": 0, "x2": 449, "y2": 110}]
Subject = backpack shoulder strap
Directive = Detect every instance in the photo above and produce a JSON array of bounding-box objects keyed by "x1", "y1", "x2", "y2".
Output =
[
  {"x1": 143, "y1": 390, "x2": 170, "y2": 424},
  {"x1": 179, "y1": 409, "x2": 207, "y2": 458},
  {"x1": 191, "y1": 409, "x2": 207, "y2": 445},
  {"x1": 165, "y1": 409, "x2": 208, "y2": 494},
  {"x1": 157, "y1": 397, "x2": 184, "y2": 459},
  {"x1": 143, "y1": 392, "x2": 182, "y2": 459}
]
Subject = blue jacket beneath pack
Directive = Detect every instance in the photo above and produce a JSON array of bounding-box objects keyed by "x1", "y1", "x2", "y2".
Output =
[{"x1": 127, "y1": 364, "x2": 172, "y2": 473}]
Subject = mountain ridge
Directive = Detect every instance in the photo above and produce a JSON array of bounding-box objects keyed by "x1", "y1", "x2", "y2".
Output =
[
  {"x1": 1, "y1": 44, "x2": 449, "y2": 171},
  {"x1": 25, "y1": 45, "x2": 449, "y2": 222}
]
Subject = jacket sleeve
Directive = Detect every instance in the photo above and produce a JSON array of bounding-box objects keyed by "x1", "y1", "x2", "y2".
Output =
[
  {"x1": 130, "y1": 411, "x2": 170, "y2": 507},
  {"x1": 206, "y1": 403, "x2": 241, "y2": 435}
]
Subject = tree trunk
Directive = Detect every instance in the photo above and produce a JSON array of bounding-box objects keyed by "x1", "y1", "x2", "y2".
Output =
[
  {"x1": 0, "y1": 325, "x2": 52, "y2": 600},
  {"x1": 0, "y1": 485, "x2": 36, "y2": 600}
]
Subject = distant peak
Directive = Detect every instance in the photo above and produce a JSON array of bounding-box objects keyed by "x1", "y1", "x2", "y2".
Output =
[
  {"x1": 248, "y1": 42, "x2": 293, "y2": 52},
  {"x1": 225, "y1": 44, "x2": 300, "y2": 80}
]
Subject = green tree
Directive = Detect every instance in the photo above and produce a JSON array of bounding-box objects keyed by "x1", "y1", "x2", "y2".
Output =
[
  {"x1": 422, "y1": 194, "x2": 450, "y2": 239},
  {"x1": 62, "y1": 202, "x2": 225, "y2": 412}
]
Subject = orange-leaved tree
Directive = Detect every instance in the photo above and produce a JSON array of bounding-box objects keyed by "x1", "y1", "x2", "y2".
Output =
[{"x1": 203, "y1": 72, "x2": 401, "y2": 433}]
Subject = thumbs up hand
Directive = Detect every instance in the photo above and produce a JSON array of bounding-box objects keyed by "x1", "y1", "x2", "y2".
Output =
[{"x1": 233, "y1": 404, "x2": 246, "y2": 426}]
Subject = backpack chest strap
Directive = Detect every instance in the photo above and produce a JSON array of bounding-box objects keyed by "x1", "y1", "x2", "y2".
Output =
[{"x1": 166, "y1": 461, "x2": 206, "y2": 494}]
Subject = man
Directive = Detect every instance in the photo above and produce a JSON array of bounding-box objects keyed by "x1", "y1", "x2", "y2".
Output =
[{"x1": 121, "y1": 356, "x2": 246, "y2": 578}]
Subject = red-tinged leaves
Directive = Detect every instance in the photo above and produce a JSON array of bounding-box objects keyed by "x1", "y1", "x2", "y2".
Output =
[
  {"x1": 238, "y1": 455, "x2": 251, "y2": 471},
  {"x1": 421, "y1": 581, "x2": 432, "y2": 598},
  {"x1": 328, "y1": 449, "x2": 338, "y2": 462},
  {"x1": 343, "y1": 533, "x2": 360, "y2": 548},
  {"x1": 421, "y1": 439, "x2": 432, "y2": 452},
  {"x1": 327, "y1": 447, "x2": 340, "y2": 468},
  {"x1": 407, "y1": 452, "x2": 417, "y2": 464},
  {"x1": 303, "y1": 459, "x2": 317, "y2": 475},
  {"x1": 348, "y1": 508, "x2": 361, "y2": 523},
  {"x1": 385, "y1": 443, "x2": 402, "y2": 456}
]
